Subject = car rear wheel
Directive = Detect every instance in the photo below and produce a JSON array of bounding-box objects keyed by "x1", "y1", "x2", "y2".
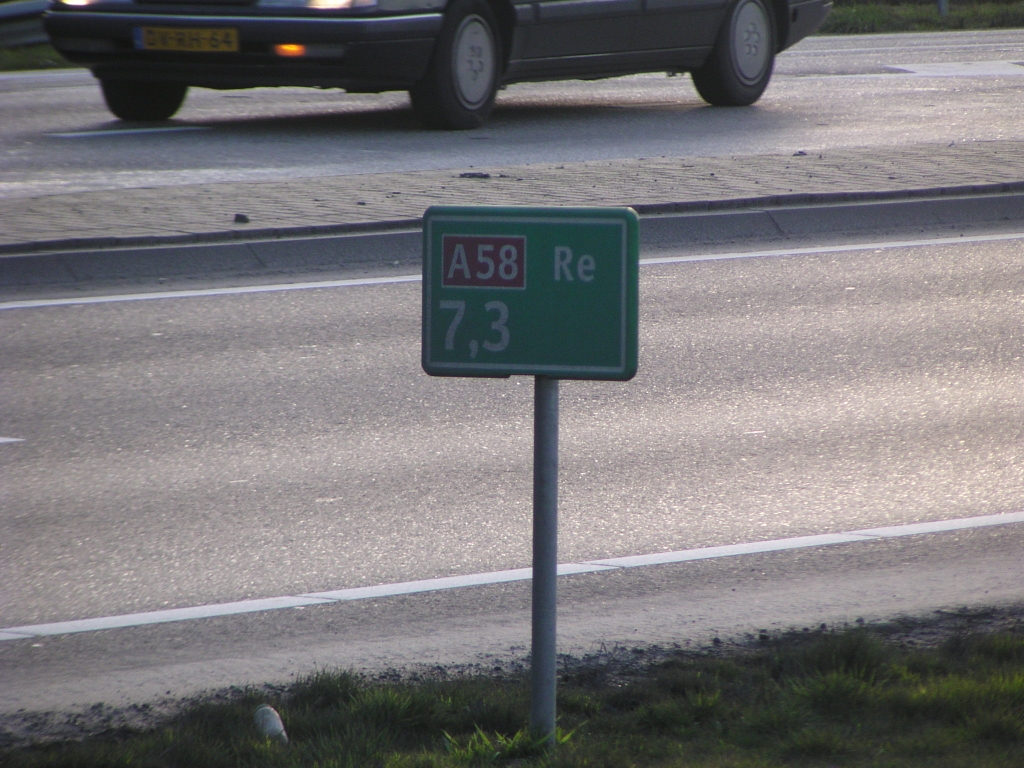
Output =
[
  {"x1": 100, "y1": 79, "x2": 188, "y2": 121},
  {"x1": 691, "y1": 0, "x2": 774, "y2": 106},
  {"x1": 410, "y1": 0, "x2": 501, "y2": 129}
]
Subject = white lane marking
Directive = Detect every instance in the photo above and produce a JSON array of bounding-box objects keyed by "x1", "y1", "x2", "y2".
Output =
[
  {"x1": 0, "y1": 69, "x2": 90, "y2": 81},
  {"x1": 640, "y1": 230, "x2": 1024, "y2": 267},
  {"x1": 0, "y1": 437, "x2": 25, "y2": 443},
  {"x1": 47, "y1": 127, "x2": 211, "y2": 138},
  {"x1": 885, "y1": 61, "x2": 1024, "y2": 77},
  {"x1": 0, "y1": 274, "x2": 422, "y2": 311},
  {"x1": 786, "y1": 44, "x2": 1024, "y2": 56},
  {"x1": 3, "y1": 510, "x2": 1022, "y2": 641},
  {"x1": 5, "y1": 230, "x2": 1024, "y2": 312}
]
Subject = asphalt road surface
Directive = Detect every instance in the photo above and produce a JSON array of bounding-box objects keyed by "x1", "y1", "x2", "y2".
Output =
[
  {"x1": 4, "y1": 231, "x2": 1024, "y2": 625},
  {"x1": 2, "y1": 30, "x2": 1024, "y2": 197},
  {"x1": 3, "y1": 226, "x2": 1024, "y2": 717}
]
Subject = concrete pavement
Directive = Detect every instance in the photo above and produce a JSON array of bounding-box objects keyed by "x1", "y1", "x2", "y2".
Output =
[{"x1": 5, "y1": 139, "x2": 1024, "y2": 256}]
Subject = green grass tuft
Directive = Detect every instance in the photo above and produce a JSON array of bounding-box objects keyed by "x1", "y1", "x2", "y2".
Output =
[
  {"x1": 822, "y1": 0, "x2": 1024, "y2": 33},
  {"x1": 0, "y1": 44, "x2": 79, "y2": 72},
  {"x1": 798, "y1": 628, "x2": 890, "y2": 679},
  {"x1": 782, "y1": 726, "x2": 861, "y2": 758},
  {"x1": 794, "y1": 670, "x2": 874, "y2": 713}
]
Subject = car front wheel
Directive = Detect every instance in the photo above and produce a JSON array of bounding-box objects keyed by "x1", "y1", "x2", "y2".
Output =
[
  {"x1": 100, "y1": 79, "x2": 188, "y2": 121},
  {"x1": 691, "y1": 0, "x2": 775, "y2": 106},
  {"x1": 410, "y1": 0, "x2": 501, "y2": 129}
]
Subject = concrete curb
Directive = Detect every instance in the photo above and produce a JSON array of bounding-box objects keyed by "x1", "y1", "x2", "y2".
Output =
[
  {"x1": 3, "y1": 187, "x2": 1024, "y2": 290},
  {"x1": 0, "y1": 216, "x2": 423, "y2": 259},
  {"x1": 633, "y1": 180, "x2": 1024, "y2": 216},
  {"x1": 5, "y1": 179, "x2": 1024, "y2": 260}
]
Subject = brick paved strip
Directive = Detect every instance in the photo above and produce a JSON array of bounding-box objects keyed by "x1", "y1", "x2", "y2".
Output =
[{"x1": 3, "y1": 140, "x2": 1024, "y2": 254}]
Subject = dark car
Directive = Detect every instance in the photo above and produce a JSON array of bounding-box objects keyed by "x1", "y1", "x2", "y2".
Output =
[{"x1": 43, "y1": 0, "x2": 829, "y2": 128}]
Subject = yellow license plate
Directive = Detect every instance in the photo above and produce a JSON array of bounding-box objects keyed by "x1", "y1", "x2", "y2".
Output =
[{"x1": 138, "y1": 26, "x2": 239, "y2": 52}]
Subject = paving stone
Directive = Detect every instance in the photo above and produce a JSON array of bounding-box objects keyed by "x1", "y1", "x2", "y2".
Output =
[{"x1": 3, "y1": 140, "x2": 1024, "y2": 252}]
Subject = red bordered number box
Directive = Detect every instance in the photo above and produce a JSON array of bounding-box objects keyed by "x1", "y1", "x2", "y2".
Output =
[{"x1": 442, "y1": 235, "x2": 526, "y2": 289}]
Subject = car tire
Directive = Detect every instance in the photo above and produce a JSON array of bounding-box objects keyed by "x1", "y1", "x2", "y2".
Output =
[
  {"x1": 100, "y1": 79, "x2": 189, "y2": 121},
  {"x1": 691, "y1": 0, "x2": 775, "y2": 106},
  {"x1": 410, "y1": 0, "x2": 501, "y2": 129}
]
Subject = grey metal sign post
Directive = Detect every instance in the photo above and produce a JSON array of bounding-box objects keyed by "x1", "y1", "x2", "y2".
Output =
[
  {"x1": 531, "y1": 375, "x2": 559, "y2": 742},
  {"x1": 422, "y1": 205, "x2": 639, "y2": 744}
]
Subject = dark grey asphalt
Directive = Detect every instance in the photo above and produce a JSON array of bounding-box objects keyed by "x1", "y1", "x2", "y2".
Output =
[{"x1": 3, "y1": 234, "x2": 1023, "y2": 629}]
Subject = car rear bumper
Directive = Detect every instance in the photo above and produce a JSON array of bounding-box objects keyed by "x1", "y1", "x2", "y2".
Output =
[
  {"x1": 783, "y1": 0, "x2": 830, "y2": 50},
  {"x1": 44, "y1": 9, "x2": 442, "y2": 89}
]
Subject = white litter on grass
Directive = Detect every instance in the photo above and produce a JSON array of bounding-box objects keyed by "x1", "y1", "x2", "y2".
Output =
[{"x1": 254, "y1": 704, "x2": 288, "y2": 744}]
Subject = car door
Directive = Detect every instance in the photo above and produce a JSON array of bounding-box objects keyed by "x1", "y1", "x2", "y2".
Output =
[
  {"x1": 633, "y1": 0, "x2": 727, "y2": 54},
  {"x1": 520, "y1": 0, "x2": 640, "y2": 60}
]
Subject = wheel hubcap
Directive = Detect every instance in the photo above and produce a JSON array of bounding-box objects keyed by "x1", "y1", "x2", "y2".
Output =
[
  {"x1": 451, "y1": 15, "x2": 495, "y2": 110},
  {"x1": 731, "y1": 0, "x2": 770, "y2": 85}
]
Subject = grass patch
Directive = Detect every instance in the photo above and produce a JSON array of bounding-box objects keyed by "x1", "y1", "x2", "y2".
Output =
[
  {"x1": 5, "y1": 622, "x2": 1024, "y2": 766},
  {"x1": 0, "y1": 44, "x2": 78, "y2": 72},
  {"x1": 822, "y1": 0, "x2": 1024, "y2": 33}
]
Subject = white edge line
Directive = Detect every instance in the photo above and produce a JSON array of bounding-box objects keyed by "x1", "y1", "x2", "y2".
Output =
[
  {"x1": 305, "y1": 568, "x2": 534, "y2": 601},
  {"x1": 6, "y1": 230, "x2": 1024, "y2": 312},
  {"x1": 0, "y1": 437, "x2": 25, "y2": 443},
  {"x1": 584, "y1": 532, "x2": 875, "y2": 568},
  {"x1": 3, "y1": 511, "x2": 1022, "y2": 642},
  {"x1": 0, "y1": 631, "x2": 35, "y2": 641},
  {"x1": 852, "y1": 511, "x2": 1024, "y2": 538},
  {"x1": 9, "y1": 596, "x2": 335, "y2": 638}
]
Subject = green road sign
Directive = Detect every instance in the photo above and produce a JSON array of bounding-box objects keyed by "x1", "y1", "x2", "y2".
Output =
[{"x1": 422, "y1": 206, "x2": 639, "y2": 380}]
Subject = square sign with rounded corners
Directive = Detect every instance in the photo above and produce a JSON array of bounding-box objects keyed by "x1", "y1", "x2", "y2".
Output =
[{"x1": 422, "y1": 206, "x2": 639, "y2": 380}]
